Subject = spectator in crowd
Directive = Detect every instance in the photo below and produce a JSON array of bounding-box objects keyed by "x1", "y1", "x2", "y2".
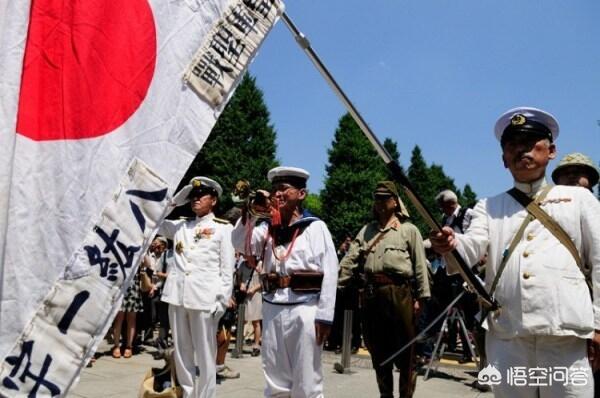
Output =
[
  {"x1": 215, "y1": 296, "x2": 240, "y2": 380},
  {"x1": 139, "y1": 236, "x2": 168, "y2": 345},
  {"x1": 237, "y1": 256, "x2": 263, "y2": 357},
  {"x1": 155, "y1": 238, "x2": 173, "y2": 347},
  {"x1": 551, "y1": 152, "x2": 599, "y2": 191},
  {"x1": 434, "y1": 189, "x2": 477, "y2": 364},
  {"x1": 112, "y1": 267, "x2": 144, "y2": 359}
]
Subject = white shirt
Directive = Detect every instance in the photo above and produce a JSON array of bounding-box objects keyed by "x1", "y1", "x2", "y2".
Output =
[
  {"x1": 443, "y1": 205, "x2": 474, "y2": 234},
  {"x1": 158, "y1": 213, "x2": 234, "y2": 311},
  {"x1": 232, "y1": 213, "x2": 339, "y2": 323},
  {"x1": 452, "y1": 177, "x2": 600, "y2": 339},
  {"x1": 440, "y1": 205, "x2": 474, "y2": 269}
]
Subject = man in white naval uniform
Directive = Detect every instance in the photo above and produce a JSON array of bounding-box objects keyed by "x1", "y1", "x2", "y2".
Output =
[
  {"x1": 232, "y1": 166, "x2": 338, "y2": 398},
  {"x1": 159, "y1": 177, "x2": 235, "y2": 398},
  {"x1": 431, "y1": 107, "x2": 600, "y2": 398}
]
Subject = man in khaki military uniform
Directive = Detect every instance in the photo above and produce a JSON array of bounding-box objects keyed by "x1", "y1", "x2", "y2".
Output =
[
  {"x1": 551, "y1": 152, "x2": 599, "y2": 191},
  {"x1": 339, "y1": 181, "x2": 430, "y2": 398}
]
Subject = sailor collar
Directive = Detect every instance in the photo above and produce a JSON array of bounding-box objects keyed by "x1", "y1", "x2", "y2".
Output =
[
  {"x1": 269, "y1": 210, "x2": 319, "y2": 246},
  {"x1": 289, "y1": 209, "x2": 319, "y2": 227},
  {"x1": 514, "y1": 176, "x2": 548, "y2": 198}
]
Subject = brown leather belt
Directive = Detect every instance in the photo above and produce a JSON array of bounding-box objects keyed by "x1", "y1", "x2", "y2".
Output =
[
  {"x1": 260, "y1": 272, "x2": 323, "y2": 293},
  {"x1": 366, "y1": 272, "x2": 409, "y2": 286}
]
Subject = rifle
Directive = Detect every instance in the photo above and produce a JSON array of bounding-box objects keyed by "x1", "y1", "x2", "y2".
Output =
[{"x1": 280, "y1": 12, "x2": 497, "y2": 311}]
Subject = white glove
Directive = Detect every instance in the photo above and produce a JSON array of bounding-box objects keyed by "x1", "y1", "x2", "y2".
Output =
[
  {"x1": 171, "y1": 185, "x2": 193, "y2": 207},
  {"x1": 212, "y1": 301, "x2": 227, "y2": 320}
]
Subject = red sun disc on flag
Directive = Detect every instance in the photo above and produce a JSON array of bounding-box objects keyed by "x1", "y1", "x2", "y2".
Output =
[{"x1": 16, "y1": 0, "x2": 157, "y2": 141}]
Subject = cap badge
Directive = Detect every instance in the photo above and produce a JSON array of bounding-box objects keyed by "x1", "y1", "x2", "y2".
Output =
[
  {"x1": 192, "y1": 180, "x2": 202, "y2": 188},
  {"x1": 511, "y1": 114, "x2": 527, "y2": 126}
]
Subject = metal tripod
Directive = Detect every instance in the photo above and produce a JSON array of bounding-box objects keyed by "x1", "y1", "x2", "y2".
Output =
[{"x1": 424, "y1": 306, "x2": 478, "y2": 380}]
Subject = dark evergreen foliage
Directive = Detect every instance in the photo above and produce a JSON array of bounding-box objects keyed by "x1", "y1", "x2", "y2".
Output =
[
  {"x1": 172, "y1": 74, "x2": 278, "y2": 218},
  {"x1": 320, "y1": 113, "x2": 400, "y2": 245}
]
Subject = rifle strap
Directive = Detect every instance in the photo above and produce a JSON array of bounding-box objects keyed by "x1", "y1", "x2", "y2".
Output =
[
  {"x1": 506, "y1": 186, "x2": 588, "y2": 292},
  {"x1": 490, "y1": 185, "x2": 552, "y2": 296},
  {"x1": 363, "y1": 218, "x2": 398, "y2": 256}
]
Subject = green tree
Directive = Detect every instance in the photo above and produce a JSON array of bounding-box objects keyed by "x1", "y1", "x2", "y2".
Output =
[
  {"x1": 383, "y1": 138, "x2": 401, "y2": 171},
  {"x1": 404, "y1": 146, "x2": 435, "y2": 233},
  {"x1": 321, "y1": 113, "x2": 400, "y2": 245},
  {"x1": 173, "y1": 74, "x2": 278, "y2": 218},
  {"x1": 304, "y1": 193, "x2": 323, "y2": 218},
  {"x1": 460, "y1": 184, "x2": 478, "y2": 208},
  {"x1": 404, "y1": 146, "x2": 478, "y2": 235}
]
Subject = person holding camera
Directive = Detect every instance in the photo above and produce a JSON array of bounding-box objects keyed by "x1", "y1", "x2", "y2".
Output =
[
  {"x1": 232, "y1": 166, "x2": 338, "y2": 398},
  {"x1": 158, "y1": 176, "x2": 235, "y2": 398},
  {"x1": 338, "y1": 181, "x2": 430, "y2": 398}
]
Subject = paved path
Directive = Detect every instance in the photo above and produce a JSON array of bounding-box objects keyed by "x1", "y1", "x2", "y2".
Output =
[{"x1": 71, "y1": 342, "x2": 492, "y2": 397}]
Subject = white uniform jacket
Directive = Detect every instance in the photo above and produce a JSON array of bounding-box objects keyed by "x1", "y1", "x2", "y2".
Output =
[
  {"x1": 453, "y1": 181, "x2": 600, "y2": 339},
  {"x1": 232, "y1": 212, "x2": 339, "y2": 324},
  {"x1": 158, "y1": 213, "x2": 235, "y2": 312}
]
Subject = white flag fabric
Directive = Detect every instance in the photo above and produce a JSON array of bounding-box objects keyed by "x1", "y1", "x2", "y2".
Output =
[{"x1": 0, "y1": 0, "x2": 283, "y2": 396}]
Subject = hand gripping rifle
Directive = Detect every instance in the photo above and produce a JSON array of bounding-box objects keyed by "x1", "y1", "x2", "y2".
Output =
[{"x1": 280, "y1": 12, "x2": 498, "y2": 311}]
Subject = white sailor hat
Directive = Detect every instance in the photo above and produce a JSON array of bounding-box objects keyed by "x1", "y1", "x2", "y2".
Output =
[
  {"x1": 267, "y1": 166, "x2": 310, "y2": 188},
  {"x1": 172, "y1": 176, "x2": 223, "y2": 207},
  {"x1": 494, "y1": 107, "x2": 559, "y2": 145}
]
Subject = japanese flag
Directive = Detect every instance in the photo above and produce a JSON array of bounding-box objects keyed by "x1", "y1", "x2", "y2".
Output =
[{"x1": 0, "y1": 0, "x2": 283, "y2": 396}]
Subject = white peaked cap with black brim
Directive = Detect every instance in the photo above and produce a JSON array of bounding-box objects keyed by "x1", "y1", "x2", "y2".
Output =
[
  {"x1": 494, "y1": 106, "x2": 559, "y2": 144},
  {"x1": 171, "y1": 176, "x2": 223, "y2": 207}
]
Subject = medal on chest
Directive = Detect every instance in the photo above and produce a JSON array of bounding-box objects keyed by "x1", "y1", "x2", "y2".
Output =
[
  {"x1": 194, "y1": 227, "x2": 215, "y2": 242},
  {"x1": 175, "y1": 241, "x2": 184, "y2": 254}
]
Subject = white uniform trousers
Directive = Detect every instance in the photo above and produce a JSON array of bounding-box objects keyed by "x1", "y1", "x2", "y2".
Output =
[
  {"x1": 486, "y1": 333, "x2": 593, "y2": 398},
  {"x1": 169, "y1": 305, "x2": 219, "y2": 398},
  {"x1": 262, "y1": 300, "x2": 324, "y2": 398}
]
